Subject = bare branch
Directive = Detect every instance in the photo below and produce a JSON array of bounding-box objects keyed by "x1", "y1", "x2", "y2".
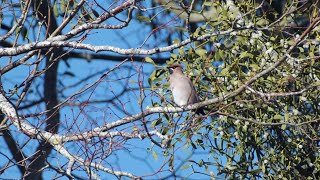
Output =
[
  {"x1": 0, "y1": 30, "x2": 229, "y2": 56},
  {"x1": 0, "y1": 0, "x2": 32, "y2": 41}
]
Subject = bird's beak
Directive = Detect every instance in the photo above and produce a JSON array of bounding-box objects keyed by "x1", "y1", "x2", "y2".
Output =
[{"x1": 167, "y1": 67, "x2": 173, "y2": 74}]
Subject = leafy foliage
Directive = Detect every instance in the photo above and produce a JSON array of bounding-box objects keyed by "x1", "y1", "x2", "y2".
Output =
[
  {"x1": 149, "y1": 0, "x2": 320, "y2": 179},
  {"x1": 0, "y1": 0, "x2": 319, "y2": 179}
]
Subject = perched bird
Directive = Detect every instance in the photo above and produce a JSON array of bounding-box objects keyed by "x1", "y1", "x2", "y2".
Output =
[{"x1": 167, "y1": 64, "x2": 205, "y2": 115}]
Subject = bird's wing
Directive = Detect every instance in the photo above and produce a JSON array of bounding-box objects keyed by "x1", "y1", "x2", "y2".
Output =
[{"x1": 185, "y1": 76, "x2": 200, "y2": 103}]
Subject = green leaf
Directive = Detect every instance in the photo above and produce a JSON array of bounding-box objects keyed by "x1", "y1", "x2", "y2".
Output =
[
  {"x1": 148, "y1": 71, "x2": 156, "y2": 86},
  {"x1": 145, "y1": 57, "x2": 155, "y2": 64},
  {"x1": 220, "y1": 68, "x2": 229, "y2": 76},
  {"x1": 218, "y1": 49, "x2": 225, "y2": 60},
  {"x1": 173, "y1": 38, "x2": 180, "y2": 45},
  {"x1": 178, "y1": 48, "x2": 184, "y2": 55},
  {"x1": 285, "y1": 112, "x2": 289, "y2": 121},
  {"x1": 175, "y1": 27, "x2": 187, "y2": 32},
  {"x1": 53, "y1": 1, "x2": 59, "y2": 17},
  {"x1": 162, "y1": 127, "x2": 169, "y2": 135},
  {"x1": 155, "y1": 69, "x2": 165, "y2": 78},
  {"x1": 181, "y1": 165, "x2": 191, "y2": 170},
  {"x1": 239, "y1": 51, "x2": 254, "y2": 59},
  {"x1": 312, "y1": 81, "x2": 320, "y2": 86},
  {"x1": 250, "y1": 63, "x2": 260, "y2": 70},
  {"x1": 170, "y1": 54, "x2": 178, "y2": 60},
  {"x1": 298, "y1": 47, "x2": 304, "y2": 52},
  {"x1": 151, "y1": 119, "x2": 162, "y2": 127},
  {"x1": 60, "y1": 0, "x2": 66, "y2": 14},
  {"x1": 199, "y1": 159, "x2": 203, "y2": 167},
  {"x1": 137, "y1": 15, "x2": 151, "y2": 22},
  {"x1": 196, "y1": 49, "x2": 207, "y2": 57},
  {"x1": 204, "y1": 2, "x2": 214, "y2": 6},
  {"x1": 193, "y1": 27, "x2": 201, "y2": 37},
  {"x1": 267, "y1": 107, "x2": 274, "y2": 112},
  {"x1": 214, "y1": 49, "x2": 221, "y2": 59},
  {"x1": 210, "y1": 21, "x2": 222, "y2": 27},
  {"x1": 152, "y1": 150, "x2": 158, "y2": 160},
  {"x1": 273, "y1": 114, "x2": 282, "y2": 120}
]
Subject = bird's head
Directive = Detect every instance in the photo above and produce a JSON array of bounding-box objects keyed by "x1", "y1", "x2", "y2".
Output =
[{"x1": 167, "y1": 64, "x2": 183, "y2": 74}]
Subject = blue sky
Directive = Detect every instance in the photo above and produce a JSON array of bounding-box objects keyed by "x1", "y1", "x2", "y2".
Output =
[{"x1": 0, "y1": 1, "x2": 232, "y2": 179}]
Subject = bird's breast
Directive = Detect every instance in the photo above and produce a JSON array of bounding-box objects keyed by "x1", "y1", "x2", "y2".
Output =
[{"x1": 171, "y1": 83, "x2": 192, "y2": 106}]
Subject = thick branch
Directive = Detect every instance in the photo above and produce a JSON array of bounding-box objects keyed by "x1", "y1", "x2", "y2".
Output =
[
  {"x1": 0, "y1": 92, "x2": 140, "y2": 179},
  {"x1": 0, "y1": 30, "x2": 229, "y2": 56}
]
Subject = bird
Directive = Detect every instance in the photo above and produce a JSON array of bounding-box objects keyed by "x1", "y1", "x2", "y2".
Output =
[{"x1": 167, "y1": 64, "x2": 205, "y2": 115}]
